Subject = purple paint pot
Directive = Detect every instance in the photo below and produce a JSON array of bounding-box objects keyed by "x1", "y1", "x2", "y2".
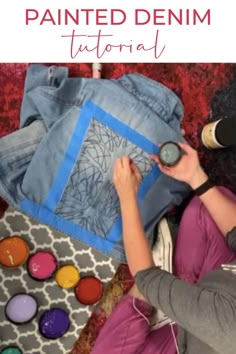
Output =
[
  {"x1": 27, "y1": 251, "x2": 58, "y2": 280},
  {"x1": 5, "y1": 294, "x2": 38, "y2": 324},
  {"x1": 39, "y1": 308, "x2": 70, "y2": 339},
  {"x1": 0, "y1": 347, "x2": 22, "y2": 354}
]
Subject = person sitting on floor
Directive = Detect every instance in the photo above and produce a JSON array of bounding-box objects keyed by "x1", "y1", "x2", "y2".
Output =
[{"x1": 92, "y1": 143, "x2": 236, "y2": 354}]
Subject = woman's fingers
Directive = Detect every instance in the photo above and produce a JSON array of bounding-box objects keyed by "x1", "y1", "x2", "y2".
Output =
[
  {"x1": 150, "y1": 154, "x2": 167, "y2": 173},
  {"x1": 177, "y1": 142, "x2": 192, "y2": 154},
  {"x1": 160, "y1": 164, "x2": 172, "y2": 175},
  {"x1": 114, "y1": 157, "x2": 121, "y2": 171},
  {"x1": 121, "y1": 156, "x2": 131, "y2": 170},
  {"x1": 150, "y1": 154, "x2": 160, "y2": 164},
  {"x1": 130, "y1": 162, "x2": 142, "y2": 181}
]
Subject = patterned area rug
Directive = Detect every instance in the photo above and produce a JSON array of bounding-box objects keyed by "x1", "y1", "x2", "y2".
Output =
[
  {"x1": 1, "y1": 63, "x2": 236, "y2": 353},
  {"x1": 0, "y1": 208, "x2": 118, "y2": 353}
]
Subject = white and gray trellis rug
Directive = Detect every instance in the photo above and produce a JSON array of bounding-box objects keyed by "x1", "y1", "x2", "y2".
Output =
[{"x1": 0, "y1": 208, "x2": 118, "y2": 354}]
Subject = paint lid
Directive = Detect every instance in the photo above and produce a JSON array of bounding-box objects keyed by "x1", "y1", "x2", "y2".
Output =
[
  {"x1": 39, "y1": 308, "x2": 70, "y2": 339},
  {"x1": 27, "y1": 251, "x2": 58, "y2": 280},
  {"x1": 5, "y1": 293, "x2": 38, "y2": 324},
  {"x1": 75, "y1": 276, "x2": 103, "y2": 305},
  {"x1": 55, "y1": 265, "x2": 80, "y2": 289},
  {"x1": 215, "y1": 117, "x2": 236, "y2": 147},
  {"x1": 0, "y1": 236, "x2": 29, "y2": 268},
  {"x1": 0, "y1": 347, "x2": 22, "y2": 354},
  {"x1": 158, "y1": 142, "x2": 182, "y2": 167}
]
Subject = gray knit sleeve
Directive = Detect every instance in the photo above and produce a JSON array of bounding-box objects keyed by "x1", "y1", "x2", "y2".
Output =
[
  {"x1": 135, "y1": 266, "x2": 236, "y2": 354},
  {"x1": 226, "y1": 226, "x2": 236, "y2": 251}
]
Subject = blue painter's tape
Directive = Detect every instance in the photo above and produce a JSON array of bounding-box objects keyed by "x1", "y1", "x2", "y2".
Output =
[
  {"x1": 20, "y1": 199, "x2": 116, "y2": 253},
  {"x1": 138, "y1": 165, "x2": 160, "y2": 202},
  {"x1": 84, "y1": 100, "x2": 159, "y2": 154}
]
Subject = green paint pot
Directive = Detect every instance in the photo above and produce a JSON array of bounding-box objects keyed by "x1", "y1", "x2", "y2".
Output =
[{"x1": 0, "y1": 346, "x2": 22, "y2": 354}]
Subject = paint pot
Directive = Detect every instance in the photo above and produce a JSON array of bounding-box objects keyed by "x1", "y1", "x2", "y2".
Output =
[
  {"x1": 75, "y1": 276, "x2": 103, "y2": 305},
  {"x1": 0, "y1": 236, "x2": 29, "y2": 268},
  {"x1": 5, "y1": 293, "x2": 38, "y2": 324},
  {"x1": 39, "y1": 308, "x2": 70, "y2": 339},
  {"x1": 27, "y1": 251, "x2": 58, "y2": 280},
  {"x1": 201, "y1": 117, "x2": 236, "y2": 149},
  {"x1": 158, "y1": 142, "x2": 183, "y2": 167},
  {"x1": 55, "y1": 265, "x2": 80, "y2": 289},
  {"x1": 0, "y1": 347, "x2": 22, "y2": 354}
]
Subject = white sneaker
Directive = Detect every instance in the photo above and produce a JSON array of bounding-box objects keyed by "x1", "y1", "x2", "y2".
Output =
[{"x1": 151, "y1": 218, "x2": 173, "y2": 330}]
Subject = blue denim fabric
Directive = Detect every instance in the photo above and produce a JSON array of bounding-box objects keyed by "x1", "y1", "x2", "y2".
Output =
[{"x1": 0, "y1": 64, "x2": 190, "y2": 262}]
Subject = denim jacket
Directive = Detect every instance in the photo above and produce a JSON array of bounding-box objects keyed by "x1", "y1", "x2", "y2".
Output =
[{"x1": 0, "y1": 64, "x2": 189, "y2": 261}]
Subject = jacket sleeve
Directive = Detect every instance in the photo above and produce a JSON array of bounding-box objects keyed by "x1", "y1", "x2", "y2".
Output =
[
  {"x1": 135, "y1": 267, "x2": 236, "y2": 353},
  {"x1": 226, "y1": 226, "x2": 236, "y2": 251}
]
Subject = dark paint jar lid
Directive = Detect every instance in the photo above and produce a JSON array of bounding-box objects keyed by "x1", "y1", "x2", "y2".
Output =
[
  {"x1": 75, "y1": 276, "x2": 103, "y2": 305},
  {"x1": 215, "y1": 117, "x2": 236, "y2": 147},
  {"x1": 158, "y1": 141, "x2": 183, "y2": 167}
]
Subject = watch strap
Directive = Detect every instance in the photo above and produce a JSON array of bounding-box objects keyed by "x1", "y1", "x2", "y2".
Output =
[{"x1": 194, "y1": 179, "x2": 213, "y2": 196}]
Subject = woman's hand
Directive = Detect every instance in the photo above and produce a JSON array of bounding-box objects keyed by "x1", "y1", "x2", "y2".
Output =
[
  {"x1": 113, "y1": 156, "x2": 142, "y2": 202},
  {"x1": 150, "y1": 143, "x2": 208, "y2": 188},
  {"x1": 113, "y1": 156, "x2": 154, "y2": 275}
]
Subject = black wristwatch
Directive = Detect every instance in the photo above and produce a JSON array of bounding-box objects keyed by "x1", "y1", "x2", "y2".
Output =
[{"x1": 193, "y1": 179, "x2": 213, "y2": 196}]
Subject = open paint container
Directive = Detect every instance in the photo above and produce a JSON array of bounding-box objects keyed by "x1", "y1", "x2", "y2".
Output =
[
  {"x1": 75, "y1": 276, "x2": 103, "y2": 305},
  {"x1": 39, "y1": 308, "x2": 70, "y2": 339},
  {"x1": 5, "y1": 293, "x2": 38, "y2": 325},
  {"x1": 0, "y1": 236, "x2": 29, "y2": 268},
  {"x1": 27, "y1": 250, "x2": 58, "y2": 281},
  {"x1": 0, "y1": 347, "x2": 23, "y2": 354},
  {"x1": 55, "y1": 265, "x2": 80, "y2": 289}
]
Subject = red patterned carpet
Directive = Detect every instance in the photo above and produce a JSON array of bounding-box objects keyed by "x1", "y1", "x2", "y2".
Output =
[{"x1": 0, "y1": 63, "x2": 236, "y2": 353}]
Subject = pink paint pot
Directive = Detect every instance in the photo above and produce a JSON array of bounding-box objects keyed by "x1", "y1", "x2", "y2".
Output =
[{"x1": 27, "y1": 251, "x2": 58, "y2": 281}]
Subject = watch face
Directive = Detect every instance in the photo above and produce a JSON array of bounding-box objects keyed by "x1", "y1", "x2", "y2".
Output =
[{"x1": 159, "y1": 142, "x2": 181, "y2": 166}]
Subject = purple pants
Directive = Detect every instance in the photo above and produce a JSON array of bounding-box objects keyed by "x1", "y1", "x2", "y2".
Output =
[{"x1": 92, "y1": 187, "x2": 236, "y2": 354}]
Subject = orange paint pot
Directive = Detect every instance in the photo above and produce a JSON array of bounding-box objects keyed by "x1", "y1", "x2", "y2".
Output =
[{"x1": 0, "y1": 236, "x2": 29, "y2": 268}]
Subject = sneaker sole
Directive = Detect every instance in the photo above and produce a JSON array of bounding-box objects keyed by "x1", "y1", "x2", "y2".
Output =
[{"x1": 152, "y1": 218, "x2": 173, "y2": 274}]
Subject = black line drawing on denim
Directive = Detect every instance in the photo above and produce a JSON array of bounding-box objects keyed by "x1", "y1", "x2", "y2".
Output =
[{"x1": 56, "y1": 118, "x2": 153, "y2": 238}]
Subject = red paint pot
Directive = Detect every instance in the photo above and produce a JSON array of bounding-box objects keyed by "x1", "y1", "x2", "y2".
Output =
[{"x1": 75, "y1": 276, "x2": 103, "y2": 305}]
